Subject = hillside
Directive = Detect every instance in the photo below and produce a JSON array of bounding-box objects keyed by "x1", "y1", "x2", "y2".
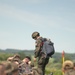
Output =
[{"x1": 0, "y1": 49, "x2": 75, "y2": 61}]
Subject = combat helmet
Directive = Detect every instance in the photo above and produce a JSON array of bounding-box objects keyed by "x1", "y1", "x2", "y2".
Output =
[
  {"x1": 32, "y1": 31, "x2": 40, "y2": 39},
  {"x1": 63, "y1": 60, "x2": 74, "y2": 69},
  {"x1": 13, "y1": 54, "x2": 20, "y2": 59}
]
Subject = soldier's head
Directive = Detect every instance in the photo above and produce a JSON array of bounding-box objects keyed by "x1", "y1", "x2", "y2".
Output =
[
  {"x1": 13, "y1": 54, "x2": 21, "y2": 59},
  {"x1": 12, "y1": 58, "x2": 21, "y2": 65},
  {"x1": 23, "y1": 56, "x2": 31, "y2": 64},
  {"x1": 12, "y1": 54, "x2": 21, "y2": 65},
  {"x1": 32, "y1": 31, "x2": 40, "y2": 40},
  {"x1": 62, "y1": 60, "x2": 74, "y2": 72},
  {"x1": 1, "y1": 61, "x2": 19, "y2": 75},
  {"x1": 0, "y1": 61, "x2": 12, "y2": 75}
]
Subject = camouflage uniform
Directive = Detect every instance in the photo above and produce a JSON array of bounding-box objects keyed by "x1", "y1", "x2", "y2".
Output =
[
  {"x1": 32, "y1": 32, "x2": 49, "y2": 75},
  {"x1": 63, "y1": 60, "x2": 75, "y2": 75},
  {"x1": 19, "y1": 62, "x2": 32, "y2": 75},
  {"x1": 0, "y1": 61, "x2": 19, "y2": 75}
]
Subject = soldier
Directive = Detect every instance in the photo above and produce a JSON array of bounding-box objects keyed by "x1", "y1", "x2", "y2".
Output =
[
  {"x1": 31, "y1": 31, "x2": 49, "y2": 75},
  {"x1": 0, "y1": 61, "x2": 19, "y2": 75},
  {"x1": 0, "y1": 63, "x2": 6, "y2": 75},
  {"x1": 62, "y1": 60, "x2": 75, "y2": 75},
  {"x1": 19, "y1": 56, "x2": 33, "y2": 75}
]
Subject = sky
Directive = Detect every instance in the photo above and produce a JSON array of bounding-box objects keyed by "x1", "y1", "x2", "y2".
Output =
[{"x1": 0, "y1": 0, "x2": 75, "y2": 53}]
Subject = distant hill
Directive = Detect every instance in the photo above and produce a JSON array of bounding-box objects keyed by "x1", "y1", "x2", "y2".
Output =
[
  {"x1": 0, "y1": 49, "x2": 75, "y2": 61},
  {"x1": 0, "y1": 48, "x2": 34, "y2": 55}
]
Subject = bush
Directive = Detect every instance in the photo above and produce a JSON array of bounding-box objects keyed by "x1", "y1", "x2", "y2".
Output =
[
  {"x1": 45, "y1": 68, "x2": 63, "y2": 75},
  {"x1": 0, "y1": 53, "x2": 14, "y2": 61}
]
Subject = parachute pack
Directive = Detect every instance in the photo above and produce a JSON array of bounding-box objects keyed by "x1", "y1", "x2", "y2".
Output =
[{"x1": 41, "y1": 38, "x2": 55, "y2": 57}]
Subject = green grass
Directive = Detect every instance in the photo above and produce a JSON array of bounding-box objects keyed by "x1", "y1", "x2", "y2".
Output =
[{"x1": 45, "y1": 68, "x2": 63, "y2": 75}]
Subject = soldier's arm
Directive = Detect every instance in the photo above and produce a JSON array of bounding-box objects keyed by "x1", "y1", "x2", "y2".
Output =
[{"x1": 34, "y1": 39, "x2": 42, "y2": 58}]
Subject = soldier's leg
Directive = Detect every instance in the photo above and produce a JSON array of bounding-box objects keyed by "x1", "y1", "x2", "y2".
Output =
[
  {"x1": 37, "y1": 57, "x2": 49, "y2": 75},
  {"x1": 38, "y1": 55, "x2": 49, "y2": 75},
  {"x1": 37, "y1": 56, "x2": 44, "y2": 75},
  {"x1": 32, "y1": 68, "x2": 42, "y2": 75},
  {"x1": 42, "y1": 57, "x2": 49, "y2": 75}
]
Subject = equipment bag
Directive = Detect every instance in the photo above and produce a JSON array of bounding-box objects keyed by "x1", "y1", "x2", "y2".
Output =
[{"x1": 41, "y1": 38, "x2": 55, "y2": 57}]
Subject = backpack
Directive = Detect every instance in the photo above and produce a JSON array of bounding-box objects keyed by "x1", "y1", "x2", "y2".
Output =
[{"x1": 41, "y1": 38, "x2": 55, "y2": 57}]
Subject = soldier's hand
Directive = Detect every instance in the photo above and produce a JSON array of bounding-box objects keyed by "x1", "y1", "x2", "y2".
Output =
[
  {"x1": 28, "y1": 61, "x2": 31, "y2": 65},
  {"x1": 34, "y1": 58, "x2": 36, "y2": 62}
]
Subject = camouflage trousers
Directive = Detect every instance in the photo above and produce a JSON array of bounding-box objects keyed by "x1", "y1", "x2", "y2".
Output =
[{"x1": 33, "y1": 55, "x2": 49, "y2": 75}]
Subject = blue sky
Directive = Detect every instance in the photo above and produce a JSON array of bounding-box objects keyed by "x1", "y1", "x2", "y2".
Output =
[{"x1": 0, "y1": 0, "x2": 75, "y2": 53}]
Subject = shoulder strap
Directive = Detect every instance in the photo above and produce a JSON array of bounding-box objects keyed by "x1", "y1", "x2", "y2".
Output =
[{"x1": 40, "y1": 37, "x2": 47, "y2": 42}]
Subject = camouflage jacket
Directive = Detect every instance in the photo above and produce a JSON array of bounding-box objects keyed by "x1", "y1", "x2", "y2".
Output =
[
  {"x1": 34, "y1": 37, "x2": 43, "y2": 58},
  {"x1": 19, "y1": 62, "x2": 32, "y2": 75}
]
